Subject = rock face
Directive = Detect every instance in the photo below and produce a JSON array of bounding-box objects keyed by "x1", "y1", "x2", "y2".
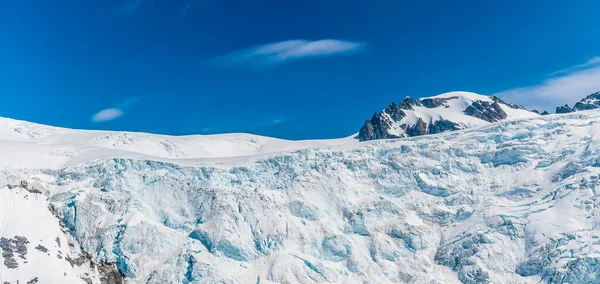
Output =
[
  {"x1": 1, "y1": 236, "x2": 29, "y2": 269},
  {"x1": 358, "y1": 91, "x2": 538, "y2": 141},
  {"x1": 553, "y1": 91, "x2": 600, "y2": 114},
  {"x1": 556, "y1": 104, "x2": 575, "y2": 114},
  {"x1": 573, "y1": 91, "x2": 600, "y2": 111},
  {"x1": 463, "y1": 101, "x2": 507, "y2": 123}
]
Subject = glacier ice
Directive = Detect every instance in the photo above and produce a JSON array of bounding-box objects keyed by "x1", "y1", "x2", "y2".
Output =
[{"x1": 2, "y1": 111, "x2": 600, "y2": 283}]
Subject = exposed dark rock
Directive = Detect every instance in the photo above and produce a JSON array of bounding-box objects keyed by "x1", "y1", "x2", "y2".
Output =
[
  {"x1": 358, "y1": 110, "x2": 403, "y2": 141},
  {"x1": 556, "y1": 104, "x2": 574, "y2": 114},
  {"x1": 428, "y1": 119, "x2": 461, "y2": 134},
  {"x1": 532, "y1": 110, "x2": 550, "y2": 115},
  {"x1": 358, "y1": 120, "x2": 375, "y2": 141},
  {"x1": 1, "y1": 236, "x2": 29, "y2": 269},
  {"x1": 420, "y1": 96, "x2": 458, "y2": 108},
  {"x1": 406, "y1": 118, "x2": 428, "y2": 136},
  {"x1": 398, "y1": 96, "x2": 422, "y2": 110},
  {"x1": 490, "y1": 95, "x2": 527, "y2": 110},
  {"x1": 359, "y1": 94, "x2": 525, "y2": 141},
  {"x1": 6, "y1": 180, "x2": 43, "y2": 194},
  {"x1": 464, "y1": 101, "x2": 507, "y2": 122},
  {"x1": 65, "y1": 253, "x2": 87, "y2": 267},
  {"x1": 35, "y1": 245, "x2": 48, "y2": 253},
  {"x1": 573, "y1": 91, "x2": 600, "y2": 111},
  {"x1": 383, "y1": 102, "x2": 406, "y2": 121},
  {"x1": 98, "y1": 262, "x2": 125, "y2": 284},
  {"x1": 26, "y1": 277, "x2": 39, "y2": 284}
]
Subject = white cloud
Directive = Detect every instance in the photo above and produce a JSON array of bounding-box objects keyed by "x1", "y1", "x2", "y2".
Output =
[
  {"x1": 547, "y1": 57, "x2": 600, "y2": 77},
  {"x1": 493, "y1": 57, "x2": 600, "y2": 112},
  {"x1": 92, "y1": 108, "x2": 123, "y2": 122},
  {"x1": 91, "y1": 97, "x2": 139, "y2": 123},
  {"x1": 212, "y1": 39, "x2": 366, "y2": 69},
  {"x1": 271, "y1": 118, "x2": 286, "y2": 124}
]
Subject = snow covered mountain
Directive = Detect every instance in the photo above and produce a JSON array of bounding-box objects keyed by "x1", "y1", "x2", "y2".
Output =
[
  {"x1": 358, "y1": 92, "x2": 539, "y2": 141},
  {"x1": 3, "y1": 109, "x2": 600, "y2": 283},
  {"x1": 358, "y1": 91, "x2": 538, "y2": 141},
  {"x1": 556, "y1": 91, "x2": 600, "y2": 114}
]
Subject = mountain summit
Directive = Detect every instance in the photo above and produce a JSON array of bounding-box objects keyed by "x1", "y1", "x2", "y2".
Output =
[
  {"x1": 556, "y1": 91, "x2": 600, "y2": 114},
  {"x1": 358, "y1": 91, "x2": 537, "y2": 141}
]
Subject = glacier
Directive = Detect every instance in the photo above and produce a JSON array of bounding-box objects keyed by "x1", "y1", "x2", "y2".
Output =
[{"x1": 2, "y1": 111, "x2": 600, "y2": 283}]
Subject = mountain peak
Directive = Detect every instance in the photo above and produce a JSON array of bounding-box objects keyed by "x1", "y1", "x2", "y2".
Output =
[
  {"x1": 358, "y1": 92, "x2": 538, "y2": 141},
  {"x1": 573, "y1": 91, "x2": 600, "y2": 111}
]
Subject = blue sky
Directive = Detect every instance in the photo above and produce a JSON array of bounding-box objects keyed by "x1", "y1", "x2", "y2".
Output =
[{"x1": 1, "y1": 1, "x2": 600, "y2": 139}]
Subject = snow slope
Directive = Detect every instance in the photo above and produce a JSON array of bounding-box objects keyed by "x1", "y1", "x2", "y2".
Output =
[
  {"x1": 0, "y1": 116, "x2": 357, "y2": 169},
  {"x1": 2, "y1": 111, "x2": 600, "y2": 283},
  {"x1": 402, "y1": 92, "x2": 535, "y2": 125}
]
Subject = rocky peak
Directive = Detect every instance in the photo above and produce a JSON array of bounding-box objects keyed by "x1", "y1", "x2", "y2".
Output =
[
  {"x1": 358, "y1": 92, "x2": 538, "y2": 141},
  {"x1": 463, "y1": 101, "x2": 507, "y2": 123},
  {"x1": 419, "y1": 96, "x2": 458, "y2": 108},
  {"x1": 398, "y1": 96, "x2": 422, "y2": 110},
  {"x1": 556, "y1": 104, "x2": 575, "y2": 114},
  {"x1": 383, "y1": 102, "x2": 406, "y2": 121},
  {"x1": 531, "y1": 110, "x2": 550, "y2": 115},
  {"x1": 573, "y1": 91, "x2": 600, "y2": 111},
  {"x1": 490, "y1": 95, "x2": 528, "y2": 110}
]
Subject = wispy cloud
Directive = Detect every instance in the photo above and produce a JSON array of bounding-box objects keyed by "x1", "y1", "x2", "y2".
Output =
[
  {"x1": 200, "y1": 111, "x2": 287, "y2": 134},
  {"x1": 92, "y1": 98, "x2": 139, "y2": 123},
  {"x1": 92, "y1": 108, "x2": 124, "y2": 122},
  {"x1": 493, "y1": 57, "x2": 600, "y2": 112},
  {"x1": 547, "y1": 57, "x2": 600, "y2": 77},
  {"x1": 211, "y1": 39, "x2": 366, "y2": 69},
  {"x1": 120, "y1": 0, "x2": 142, "y2": 13},
  {"x1": 180, "y1": 1, "x2": 193, "y2": 14}
]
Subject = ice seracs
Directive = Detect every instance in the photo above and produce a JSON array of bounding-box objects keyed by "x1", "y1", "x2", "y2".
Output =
[{"x1": 3, "y1": 101, "x2": 600, "y2": 283}]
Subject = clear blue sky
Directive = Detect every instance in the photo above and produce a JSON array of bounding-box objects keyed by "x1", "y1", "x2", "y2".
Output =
[{"x1": 1, "y1": 1, "x2": 600, "y2": 139}]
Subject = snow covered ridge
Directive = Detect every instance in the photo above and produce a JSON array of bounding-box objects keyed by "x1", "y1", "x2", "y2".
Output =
[
  {"x1": 0, "y1": 116, "x2": 358, "y2": 169},
  {"x1": 358, "y1": 91, "x2": 538, "y2": 141},
  {"x1": 3, "y1": 111, "x2": 600, "y2": 283},
  {"x1": 556, "y1": 91, "x2": 600, "y2": 114}
]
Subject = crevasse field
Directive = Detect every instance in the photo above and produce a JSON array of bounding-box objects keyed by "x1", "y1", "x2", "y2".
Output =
[{"x1": 2, "y1": 111, "x2": 600, "y2": 283}]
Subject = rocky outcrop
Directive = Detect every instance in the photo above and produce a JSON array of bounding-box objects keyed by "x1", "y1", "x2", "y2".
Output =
[
  {"x1": 490, "y1": 95, "x2": 528, "y2": 110},
  {"x1": 406, "y1": 118, "x2": 428, "y2": 136},
  {"x1": 556, "y1": 104, "x2": 574, "y2": 114},
  {"x1": 359, "y1": 90, "x2": 600, "y2": 142},
  {"x1": 552, "y1": 91, "x2": 600, "y2": 114},
  {"x1": 463, "y1": 101, "x2": 507, "y2": 123},
  {"x1": 358, "y1": 92, "x2": 535, "y2": 141},
  {"x1": 398, "y1": 96, "x2": 422, "y2": 110},
  {"x1": 573, "y1": 91, "x2": 600, "y2": 111},
  {"x1": 531, "y1": 110, "x2": 550, "y2": 115},
  {"x1": 420, "y1": 96, "x2": 458, "y2": 108},
  {"x1": 358, "y1": 112, "x2": 400, "y2": 141},
  {"x1": 1, "y1": 236, "x2": 29, "y2": 269}
]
